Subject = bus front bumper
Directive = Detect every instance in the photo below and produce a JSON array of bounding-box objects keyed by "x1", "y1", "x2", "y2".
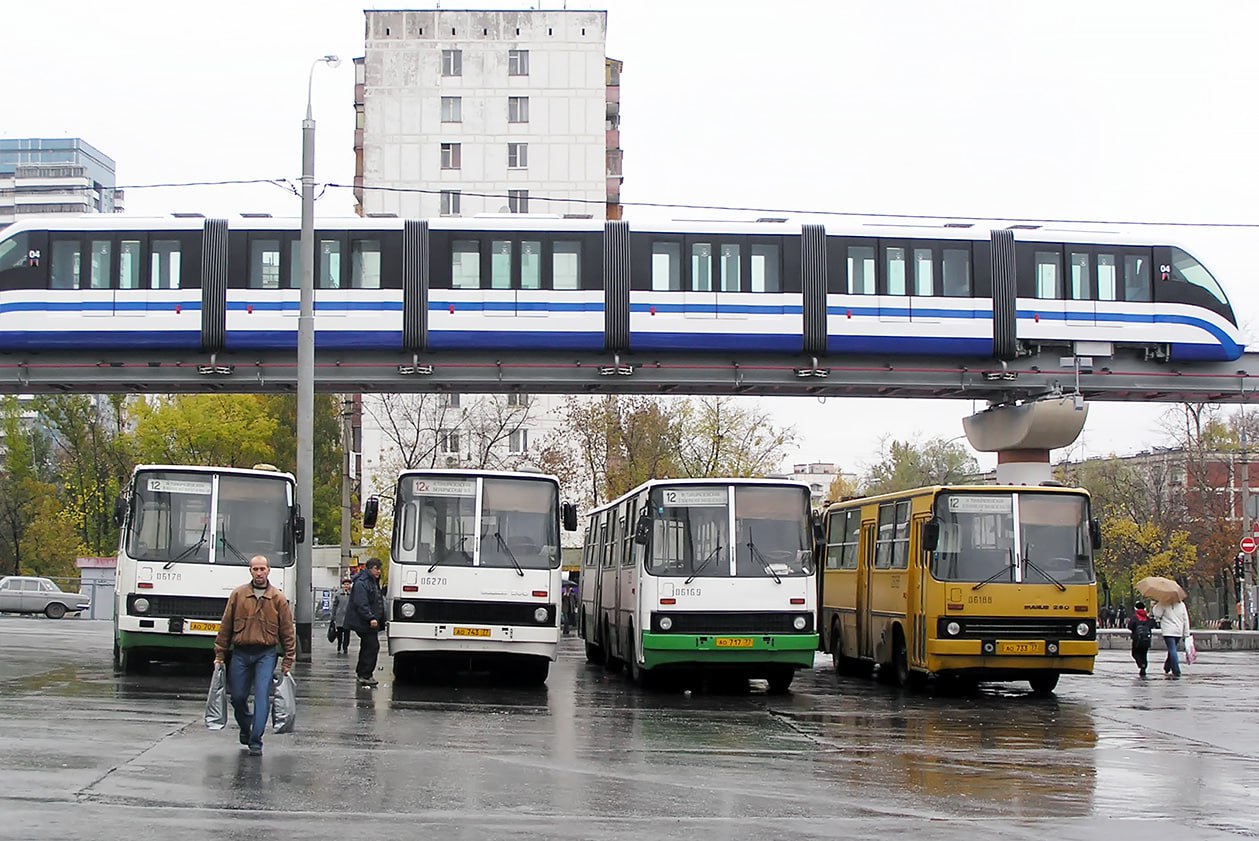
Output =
[
  {"x1": 640, "y1": 633, "x2": 818, "y2": 669},
  {"x1": 116, "y1": 627, "x2": 217, "y2": 651},
  {"x1": 927, "y1": 638, "x2": 1097, "y2": 674},
  {"x1": 388, "y1": 622, "x2": 558, "y2": 660}
]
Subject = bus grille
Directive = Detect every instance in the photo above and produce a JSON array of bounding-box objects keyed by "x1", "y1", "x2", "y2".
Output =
[
  {"x1": 128, "y1": 594, "x2": 227, "y2": 620},
  {"x1": 650, "y1": 611, "x2": 814, "y2": 635},
  {"x1": 394, "y1": 598, "x2": 556, "y2": 627},
  {"x1": 939, "y1": 616, "x2": 1095, "y2": 640}
]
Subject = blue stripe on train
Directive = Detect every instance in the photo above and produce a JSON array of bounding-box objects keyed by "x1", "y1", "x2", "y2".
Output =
[
  {"x1": 0, "y1": 301, "x2": 202, "y2": 313},
  {"x1": 0, "y1": 331, "x2": 203, "y2": 349}
]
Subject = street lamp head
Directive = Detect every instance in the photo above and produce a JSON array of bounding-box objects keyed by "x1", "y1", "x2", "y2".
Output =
[{"x1": 322, "y1": 54, "x2": 341, "y2": 68}]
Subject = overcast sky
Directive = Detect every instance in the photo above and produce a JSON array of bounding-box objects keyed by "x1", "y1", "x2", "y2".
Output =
[{"x1": 4, "y1": 0, "x2": 1257, "y2": 475}]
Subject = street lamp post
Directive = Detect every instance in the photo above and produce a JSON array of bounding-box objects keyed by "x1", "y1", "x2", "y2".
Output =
[{"x1": 296, "y1": 54, "x2": 340, "y2": 661}]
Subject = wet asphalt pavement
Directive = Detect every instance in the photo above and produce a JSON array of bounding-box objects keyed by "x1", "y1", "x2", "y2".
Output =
[{"x1": 2, "y1": 618, "x2": 1258, "y2": 840}]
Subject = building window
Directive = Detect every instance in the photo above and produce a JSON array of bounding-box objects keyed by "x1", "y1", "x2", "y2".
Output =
[
  {"x1": 442, "y1": 392, "x2": 460, "y2": 409},
  {"x1": 508, "y1": 189, "x2": 529, "y2": 214},
  {"x1": 441, "y1": 143, "x2": 462, "y2": 170},
  {"x1": 440, "y1": 429, "x2": 460, "y2": 454},
  {"x1": 507, "y1": 392, "x2": 530, "y2": 407},
  {"x1": 441, "y1": 49, "x2": 462, "y2": 77},
  {"x1": 507, "y1": 143, "x2": 528, "y2": 169},
  {"x1": 441, "y1": 96, "x2": 462, "y2": 123},
  {"x1": 509, "y1": 428, "x2": 529, "y2": 454},
  {"x1": 508, "y1": 96, "x2": 529, "y2": 123},
  {"x1": 440, "y1": 190, "x2": 461, "y2": 216},
  {"x1": 508, "y1": 49, "x2": 529, "y2": 76}
]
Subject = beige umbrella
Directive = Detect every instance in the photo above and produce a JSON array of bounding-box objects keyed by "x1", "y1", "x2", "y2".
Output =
[{"x1": 1135, "y1": 576, "x2": 1187, "y2": 604}]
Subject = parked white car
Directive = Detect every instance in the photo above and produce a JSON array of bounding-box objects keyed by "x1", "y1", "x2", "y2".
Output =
[{"x1": 0, "y1": 576, "x2": 91, "y2": 619}]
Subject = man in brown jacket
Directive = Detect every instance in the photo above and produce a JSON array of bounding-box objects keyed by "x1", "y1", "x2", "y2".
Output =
[{"x1": 214, "y1": 554, "x2": 297, "y2": 756}]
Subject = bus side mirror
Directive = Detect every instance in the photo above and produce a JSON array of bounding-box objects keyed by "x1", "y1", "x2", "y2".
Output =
[
  {"x1": 922, "y1": 520, "x2": 940, "y2": 553},
  {"x1": 561, "y1": 502, "x2": 578, "y2": 532},
  {"x1": 363, "y1": 496, "x2": 379, "y2": 530},
  {"x1": 293, "y1": 506, "x2": 306, "y2": 545},
  {"x1": 113, "y1": 496, "x2": 127, "y2": 528},
  {"x1": 634, "y1": 513, "x2": 651, "y2": 546},
  {"x1": 1090, "y1": 518, "x2": 1103, "y2": 550}
]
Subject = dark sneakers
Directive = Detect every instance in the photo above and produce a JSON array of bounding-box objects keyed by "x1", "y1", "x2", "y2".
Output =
[
  {"x1": 248, "y1": 744, "x2": 263, "y2": 756},
  {"x1": 239, "y1": 729, "x2": 250, "y2": 746},
  {"x1": 357, "y1": 677, "x2": 379, "y2": 687}
]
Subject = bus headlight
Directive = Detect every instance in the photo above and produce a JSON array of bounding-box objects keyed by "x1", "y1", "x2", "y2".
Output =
[
  {"x1": 1076, "y1": 622, "x2": 1090, "y2": 637},
  {"x1": 534, "y1": 607, "x2": 549, "y2": 623},
  {"x1": 658, "y1": 616, "x2": 673, "y2": 631},
  {"x1": 133, "y1": 598, "x2": 150, "y2": 614},
  {"x1": 792, "y1": 616, "x2": 808, "y2": 631},
  {"x1": 400, "y1": 602, "x2": 416, "y2": 619},
  {"x1": 945, "y1": 621, "x2": 961, "y2": 636}
]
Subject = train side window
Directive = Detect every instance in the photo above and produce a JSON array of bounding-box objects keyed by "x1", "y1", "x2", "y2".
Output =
[
  {"x1": 847, "y1": 246, "x2": 875, "y2": 294},
  {"x1": 720, "y1": 244, "x2": 740, "y2": 292},
  {"x1": 452, "y1": 240, "x2": 481, "y2": 289},
  {"x1": 691, "y1": 243, "x2": 713, "y2": 292},
  {"x1": 51, "y1": 240, "x2": 81, "y2": 290},
  {"x1": 1170, "y1": 247, "x2": 1228, "y2": 305},
  {"x1": 886, "y1": 247, "x2": 906, "y2": 295},
  {"x1": 521, "y1": 241, "x2": 541, "y2": 290},
  {"x1": 491, "y1": 240, "x2": 512, "y2": 290},
  {"x1": 750, "y1": 244, "x2": 779, "y2": 292},
  {"x1": 150, "y1": 240, "x2": 181, "y2": 289},
  {"x1": 351, "y1": 240, "x2": 381, "y2": 289},
  {"x1": 89, "y1": 240, "x2": 112, "y2": 290},
  {"x1": 1035, "y1": 251, "x2": 1061, "y2": 299},
  {"x1": 942, "y1": 248, "x2": 971, "y2": 296},
  {"x1": 322, "y1": 240, "x2": 344, "y2": 289},
  {"x1": 120, "y1": 240, "x2": 142, "y2": 289},
  {"x1": 651, "y1": 242, "x2": 681, "y2": 291},
  {"x1": 913, "y1": 248, "x2": 933, "y2": 295},
  {"x1": 1124, "y1": 254, "x2": 1151, "y2": 302},
  {"x1": 553, "y1": 241, "x2": 581, "y2": 290},
  {"x1": 250, "y1": 239, "x2": 282, "y2": 289},
  {"x1": 1069, "y1": 251, "x2": 1091, "y2": 300},
  {"x1": 1097, "y1": 254, "x2": 1117, "y2": 301}
]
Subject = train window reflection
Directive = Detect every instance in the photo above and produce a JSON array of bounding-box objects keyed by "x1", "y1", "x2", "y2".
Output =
[
  {"x1": 942, "y1": 248, "x2": 970, "y2": 296},
  {"x1": 51, "y1": 240, "x2": 80, "y2": 289},
  {"x1": 847, "y1": 246, "x2": 875, "y2": 294},
  {"x1": 452, "y1": 240, "x2": 480, "y2": 289},
  {"x1": 751, "y1": 244, "x2": 779, "y2": 292},
  {"x1": 1124, "y1": 254, "x2": 1150, "y2": 302},
  {"x1": 251, "y1": 239, "x2": 281, "y2": 289},
  {"x1": 914, "y1": 248, "x2": 933, "y2": 295},
  {"x1": 886, "y1": 247, "x2": 906, "y2": 295},
  {"x1": 652, "y1": 242, "x2": 681, "y2": 291},
  {"x1": 1035, "y1": 251, "x2": 1060, "y2": 299},
  {"x1": 521, "y1": 241, "x2": 541, "y2": 290},
  {"x1": 1097, "y1": 254, "x2": 1117, "y2": 301},
  {"x1": 151, "y1": 240, "x2": 181, "y2": 290},
  {"x1": 1070, "y1": 252, "x2": 1090, "y2": 300},
  {"x1": 491, "y1": 241, "x2": 512, "y2": 290},
  {"x1": 0, "y1": 233, "x2": 26, "y2": 271},
  {"x1": 691, "y1": 243, "x2": 712, "y2": 292},
  {"x1": 90, "y1": 240, "x2": 112, "y2": 290},
  {"x1": 352, "y1": 240, "x2": 381, "y2": 289},
  {"x1": 1171, "y1": 247, "x2": 1227, "y2": 304},
  {"x1": 120, "y1": 241, "x2": 141, "y2": 289},
  {"x1": 554, "y1": 241, "x2": 581, "y2": 290},
  {"x1": 720, "y1": 244, "x2": 740, "y2": 292}
]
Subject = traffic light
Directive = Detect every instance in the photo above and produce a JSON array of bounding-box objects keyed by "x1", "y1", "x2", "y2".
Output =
[{"x1": 1236, "y1": 553, "x2": 1247, "y2": 581}]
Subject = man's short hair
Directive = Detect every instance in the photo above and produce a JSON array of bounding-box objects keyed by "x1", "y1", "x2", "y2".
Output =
[{"x1": 365, "y1": 558, "x2": 383, "y2": 570}]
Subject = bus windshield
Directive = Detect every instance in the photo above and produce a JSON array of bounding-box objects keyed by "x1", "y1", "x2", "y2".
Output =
[
  {"x1": 645, "y1": 484, "x2": 811, "y2": 578},
  {"x1": 395, "y1": 475, "x2": 560, "y2": 570},
  {"x1": 126, "y1": 471, "x2": 296, "y2": 567},
  {"x1": 930, "y1": 492, "x2": 1094, "y2": 585}
]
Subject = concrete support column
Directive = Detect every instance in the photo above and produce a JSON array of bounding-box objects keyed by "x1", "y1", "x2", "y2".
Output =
[{"x1": 962, "y1": 395, "x2": 1089, "y2": 485}]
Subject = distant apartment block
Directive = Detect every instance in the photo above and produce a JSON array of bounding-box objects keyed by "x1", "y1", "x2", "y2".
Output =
[
  {"x1": 0, "y1": 138, "x2": 124, "y2": 225},
  {"x1": 354, "y1": 9, "x2": 622, "y2": 220}
]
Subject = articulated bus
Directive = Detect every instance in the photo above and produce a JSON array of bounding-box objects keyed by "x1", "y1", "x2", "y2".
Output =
[
  {"x1": 818, "y1": 484, "x2": 1100, "y2": 694},
  {"x1": 367, "y1": 469, "x2": 577, "y2": 685},
  {"x1": 580, "y1": 478, "x2": 817, "y2": 692},
  {"x1": 112, "y1": 464, "x2": 305, "y2": 673}
]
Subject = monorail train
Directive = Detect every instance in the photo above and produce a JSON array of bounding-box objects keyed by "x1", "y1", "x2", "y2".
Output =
[{"x1": 0, "y1": 215, "x2": 1242, "y2": 361}]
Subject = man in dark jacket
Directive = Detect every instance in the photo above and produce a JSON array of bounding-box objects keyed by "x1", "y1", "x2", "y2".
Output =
[{"x1": 342, "y1": 558, "x2": 386, "y2": 687}]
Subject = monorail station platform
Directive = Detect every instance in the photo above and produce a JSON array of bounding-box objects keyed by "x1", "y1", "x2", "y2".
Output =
[{"x1": 2, "y1": 617, "x2": 1257, "y2": 839}]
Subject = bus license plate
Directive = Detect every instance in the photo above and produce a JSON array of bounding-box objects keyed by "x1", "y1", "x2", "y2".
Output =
[
  {"x1": 714, "y1": 637, "x2": 753, "y2": 648},
  {"x1": 188, "y1": 621, "x2": 220, "y2": 633},
  {"x1": 453, "y1": 627, "x2": 491, "y2": 638},
  {"x1": 996, "y1": 640, "x2": 1045, "y2": 656}
]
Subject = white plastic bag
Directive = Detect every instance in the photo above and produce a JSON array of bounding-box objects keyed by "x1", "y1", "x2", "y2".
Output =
[
  {"x1": 1184, "y1": 633, "x2": 1198, "y2": 665},
  {"x1": 205, "y1": 663, "x2": 228, "y2": 730},
  {"x1": 271, "y1": 673, "x2": 297, "y2": 734}
]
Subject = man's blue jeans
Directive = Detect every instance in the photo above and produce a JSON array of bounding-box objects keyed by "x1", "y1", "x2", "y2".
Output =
[
  {"x1": 228, "y1": 646, "x2": 277, "y2": 748},
  {"x1": 1163, "y1": 635, "x2": 1182, "y2": 677}
]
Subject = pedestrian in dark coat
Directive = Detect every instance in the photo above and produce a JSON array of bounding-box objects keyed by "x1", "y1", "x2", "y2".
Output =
[
  {"x1": 1127, "y1": 601, "x2": 1154, "y2": 678},
  {"x1": 342, "y1": 559, "x2": 386, "y2": 687}
]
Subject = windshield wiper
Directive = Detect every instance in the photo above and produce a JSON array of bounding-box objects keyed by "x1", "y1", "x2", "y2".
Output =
[
  {"x1": 972, "y1": 548, "x2": 1015, "y2": 591},
  {"x1": 494, "y1": 532, "x2": 525, "y2": 577},
  {"x1": 1022, "y1": 555, "x2": 1067, "y2": 592},
  {"x1": 684, "y1": 544, "x2": 723, "y2": 585},
  {"x1": 428, "y1": 536, "x2": 469, "y2": 573},
  {"x1": 745, "y1": 532, "x2": 781, "y2": 584},
  {"x1": 219, "y1": 534, "x2": 249, "y2": 564},
  {"x1": 165, "y1": 525, "x2": 208, "y2": 569}
]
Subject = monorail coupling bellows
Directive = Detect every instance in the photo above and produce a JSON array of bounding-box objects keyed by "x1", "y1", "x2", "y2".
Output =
[
  {"x1": 990, "y1": 228, "x2": 1017, "y2": 360},
  {"x1": 200, "y1": 219, "x2": 229, "y2": 352}
]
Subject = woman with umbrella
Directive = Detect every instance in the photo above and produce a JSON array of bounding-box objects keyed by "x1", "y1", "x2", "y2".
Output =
[{"x1": 1136, "y1": 577, "x2": 1190, "y2": 679}]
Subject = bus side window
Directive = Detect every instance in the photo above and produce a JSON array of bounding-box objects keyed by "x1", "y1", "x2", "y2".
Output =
[{"x1": 400, "y1": 502, "x2": 418, "y2": 553}]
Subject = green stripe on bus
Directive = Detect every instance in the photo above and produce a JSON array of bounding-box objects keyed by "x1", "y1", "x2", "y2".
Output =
[
  {"x1": 116, "y1": 630, "x2": 217, "y2": 651},
  {"x1": 642, "y1": 633, "x2": 818, "y2": 652}
]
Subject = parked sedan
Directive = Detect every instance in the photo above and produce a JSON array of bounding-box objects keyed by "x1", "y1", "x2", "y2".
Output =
[{"x1": 0, "y1": 576, "x2": 91, "y2": 619}]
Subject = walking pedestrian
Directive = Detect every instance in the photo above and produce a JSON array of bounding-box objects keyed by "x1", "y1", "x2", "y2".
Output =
[
  {"x1": 1152, "y1": 597, "x2": 1190, "y2": 679},
  {"x1": 343, "y1": 558, "x2": 386, "y2": 687},
  {"x1": 331, "y1": 577, "x2": 353, "y2": 653},
  {"x1": 1126, "y1": 600, "x2": 1154, "y2": 678},
  {"x1": 213, "y1": 555, "x2": 297, "y2": 756}
]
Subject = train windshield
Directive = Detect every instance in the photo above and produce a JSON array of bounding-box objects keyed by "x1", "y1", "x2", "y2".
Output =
[
  {"x1": 1170, "y1": 247, "x2": 1228, "y2": 305},
  {"x1": 930, "y1": 492, "x2": 1094, "y2": 585},
  {"x1": 127, "y1": 471, "x2": 296, "y2": 567},
  {"x1": 0, "y1": 233, "x2": 29, "y2": 271}
]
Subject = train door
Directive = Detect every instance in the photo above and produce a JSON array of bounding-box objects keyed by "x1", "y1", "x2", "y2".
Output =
[
  {"x1": 1029, "y1": 246, "x2": 1067, "y2": 329},
  {"x1": 1066, "y1": 249, "x2": 1095, "y2": 326},
  {"x1": 713, "y1": 242, "x2": 747, "y2": 321},
  {"x1": 907, "y1": 243, "x2": 940, "y2": 324},
  {"x1": 857, "y1": 519, "x2": 877, "y2": 660},
  {"x1": 49, "y1": 235, "x2": 115, "y2": 318},
  {"x1": 486, "y1": 239, "x2": 517, "y2": 319},
  {"x1": 683, "y1": 240, "x2": 717, "y2": 320},
  {"x1": 878, "y1": 241, "x2": 910, "y2": 323}
]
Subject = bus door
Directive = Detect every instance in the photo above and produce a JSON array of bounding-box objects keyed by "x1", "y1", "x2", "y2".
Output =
[
  {"x1": 909, "y1": 514, "x2": 930, "y2": 669},
  {"x1": 594, "y1": 514, "x2": 611, "y2": 648},
  {"x1": 857, "y1": 520, "x2": 877, "y2": 660}
]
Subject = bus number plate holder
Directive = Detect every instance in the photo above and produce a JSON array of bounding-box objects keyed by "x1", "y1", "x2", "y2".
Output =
[
  {"x1": 453, "y1": 627, "x2": 491, "y2": 638},
  {"x1": 996, "y1": 640, "x2": 1045, "y2": 656},
  {"x1": 714, "y1": 637, "x2": 754, "y2": 648},
  {"x1": 188, "y1": 621, "x2": 220, "y2": 633}
]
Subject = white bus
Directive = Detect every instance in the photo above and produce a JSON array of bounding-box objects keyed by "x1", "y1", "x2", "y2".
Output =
[
  {"x1": 580, "y1": 478, "x2": 817, "y2": 692},
  {"x1": 366, "y1": 469, "x2": 578, "y2": 685},
  {"x1": 112, "y1": 464, "x2": 305, "y2": 673}
]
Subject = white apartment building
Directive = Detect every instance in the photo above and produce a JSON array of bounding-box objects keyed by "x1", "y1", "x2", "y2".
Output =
[{"x1": 355, "y1": 9, "x2": 621, "y2": 220}]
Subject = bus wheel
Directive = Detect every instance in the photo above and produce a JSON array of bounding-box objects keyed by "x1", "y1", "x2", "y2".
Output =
[
  {"x1": 392, "y1": 655, "x2": 414, "y2": 683},
  {"x1": 627, "y1": 627, "x2": 655, "y2": 688},
  {"x1": 1028, "y1": 673, "x2": 1060, "y2": 696},
  {"x1": 830, "y1": 621, "x2": 852, "y2": 676},
  {"x1": 584, "y1": 642, "x2": 603, "y2": 664},
  {"x1": 516, "y1": 657, "x2": 549, "y2": 686},
  {"x1": 893, "y1": 637, "x2": 911, "y2": 688},
  {"x1": 116, "y1": 646, "x2": 147, "y2": 675},
  {"x1": 602, "y1": 621, "x2": 621, "y2": 673},
  {"x1": 766, "y1": 668, "x2": 794, "y2": 694}
]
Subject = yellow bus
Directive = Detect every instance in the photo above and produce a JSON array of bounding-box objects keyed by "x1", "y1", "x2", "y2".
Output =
[{"x1": 818, "y1": 484, "x2": 1100, "y2": 695}]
